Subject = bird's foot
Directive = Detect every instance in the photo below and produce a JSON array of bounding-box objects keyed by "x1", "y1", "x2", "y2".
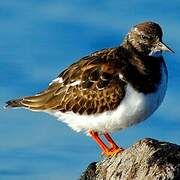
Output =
[
  {"x1": 101, "y1": 147, "x2": 124, "y2": 157},
  {"x1": 89, "y1": 131, "x2": 124, "y2": 157}
]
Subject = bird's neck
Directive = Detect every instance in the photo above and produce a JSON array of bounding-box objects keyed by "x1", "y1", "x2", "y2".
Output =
[{"x1": 113, "y1": 37, "x2": 165, "y2": 94}]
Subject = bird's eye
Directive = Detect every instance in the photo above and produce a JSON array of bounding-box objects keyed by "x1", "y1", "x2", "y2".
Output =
[
  {"x1": 141, "y1": 35, "x2": 148, "y2": 39},
  {"x1": 148, "y1": 36, "x2": 154, "y2": 40},
  {"x1": 141, "y1": 35, "x2": 154, "y2": 41}
]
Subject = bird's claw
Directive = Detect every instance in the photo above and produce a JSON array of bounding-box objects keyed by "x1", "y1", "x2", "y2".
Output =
[{"x1": 101, "y1": 147, "x2": 124, "y2": 157}]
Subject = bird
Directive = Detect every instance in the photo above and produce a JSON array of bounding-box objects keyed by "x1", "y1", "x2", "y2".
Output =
[{"x1": 6, "y1": 21, "x2": 174, "y2": 157}]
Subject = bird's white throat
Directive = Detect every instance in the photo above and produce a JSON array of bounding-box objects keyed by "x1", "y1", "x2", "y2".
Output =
[{"x1": 149, "y1": 50, "x2": 162, "y2": 57}]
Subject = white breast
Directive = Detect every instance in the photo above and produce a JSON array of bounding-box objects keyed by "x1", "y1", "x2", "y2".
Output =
[{"x1": 48, "y1": 63, "x2": 167, "y2": 134}]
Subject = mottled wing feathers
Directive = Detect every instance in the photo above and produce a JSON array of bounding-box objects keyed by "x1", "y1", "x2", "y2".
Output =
[{"x1": 6, "y1": 48, "x2": 127, "y2": 115}]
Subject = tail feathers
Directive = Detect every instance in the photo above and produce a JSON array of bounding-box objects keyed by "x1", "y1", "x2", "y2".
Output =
[
  {"x1": 5, "y1": 92, "x2": 59, "y2": 110},
  {"x1": 5, "y1": 85, "x2": 62, "y2": 110},
  {"x1": 5, "y1": 99, "x2": 23, "y2": 108}
]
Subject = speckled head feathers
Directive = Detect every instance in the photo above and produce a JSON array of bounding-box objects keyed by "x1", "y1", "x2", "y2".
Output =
[
  {"x1": 124, "y1": 21, "x2": 173, "y2": 56},
  {"x1": 133, "y1": 21, "x2": 163, "y2": 40}
]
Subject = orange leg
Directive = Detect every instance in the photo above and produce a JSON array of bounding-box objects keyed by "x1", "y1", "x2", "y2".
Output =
[
  {"x1": 104, "y1": 133, "x2": 120, "y2": 149},
  {"x1": 89, "y1": 131, "x2": 110, "y2": 154},
  {"x1": 103, "y1": 133, "x2": 124, "y2": 156},
  {"x1": 89, "y1": 131, "x2": 124, "y2": 157}
]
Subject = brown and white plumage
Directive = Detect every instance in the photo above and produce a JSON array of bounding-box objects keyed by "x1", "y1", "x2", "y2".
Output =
[
  {"x1": 7, "y1": 49, "x2": 127, "y2": 114},
  {"x1": 6, "y1": 21, "x2": 173, "y2": 156}
]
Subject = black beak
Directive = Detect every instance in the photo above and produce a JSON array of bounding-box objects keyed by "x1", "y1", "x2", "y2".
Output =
[{"x1": 158, "y1": 41, "x2": 175, "y2": 53}]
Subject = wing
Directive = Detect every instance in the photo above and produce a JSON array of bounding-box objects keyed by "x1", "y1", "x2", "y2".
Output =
[{"x1": 7, "y1": 48, "x2": 127, "y2": 115}]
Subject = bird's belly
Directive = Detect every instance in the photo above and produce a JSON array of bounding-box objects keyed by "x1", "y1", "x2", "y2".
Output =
[{"x1": 48, "y1": 65, "x2": 167, "y2": 134}]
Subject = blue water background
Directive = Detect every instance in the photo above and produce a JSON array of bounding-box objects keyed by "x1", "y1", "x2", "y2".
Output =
[{"x1": 0, "y1": 1, "x2": 180, "y2": 179}]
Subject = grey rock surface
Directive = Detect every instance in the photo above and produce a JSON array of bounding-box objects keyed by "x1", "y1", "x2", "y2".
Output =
[{"x1": 80, "y1": 138, "x2": 180, "y2": 180}]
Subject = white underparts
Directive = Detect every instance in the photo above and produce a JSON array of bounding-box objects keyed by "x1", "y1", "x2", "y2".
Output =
[{"x1": 47, "y1": 64, "x2": 167, "y2": 134}]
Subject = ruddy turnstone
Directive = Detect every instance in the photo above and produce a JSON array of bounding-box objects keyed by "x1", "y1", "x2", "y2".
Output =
[{"x1": 6, "y1": 21, "x2": 174, "y2": 157}]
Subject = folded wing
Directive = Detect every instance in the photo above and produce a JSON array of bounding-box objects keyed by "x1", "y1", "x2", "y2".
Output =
[{"x1": 6, "y1": 50, "x2": 127, "y2": 115}]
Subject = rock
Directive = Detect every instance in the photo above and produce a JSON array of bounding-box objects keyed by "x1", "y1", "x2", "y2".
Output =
[{"x1": 79, "y1": 138, "x2": 180, "y2": 180}]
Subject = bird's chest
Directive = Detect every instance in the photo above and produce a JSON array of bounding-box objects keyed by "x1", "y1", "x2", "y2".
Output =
[
  {"x1": 88, "y1": 62, "x2": 168, "y2": 133},
  {"x1": 111, "y1": 62, "x2": 168, "y2": 129}
]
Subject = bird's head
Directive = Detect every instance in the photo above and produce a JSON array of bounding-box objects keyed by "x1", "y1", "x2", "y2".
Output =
[{"x1": 124, "y1": 21, "x2": 174, "y2": 57}]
